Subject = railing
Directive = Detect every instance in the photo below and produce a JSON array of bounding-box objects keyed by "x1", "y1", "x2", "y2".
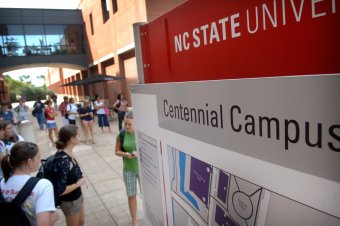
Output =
[{"x1": 0, "y1": 44, "x2": 85, "y2": 57}]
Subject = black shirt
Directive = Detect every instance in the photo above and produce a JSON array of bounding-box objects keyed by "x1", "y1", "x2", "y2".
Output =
[{"x1": 55, "y1": 151, "x2": 83, "y2": 202}]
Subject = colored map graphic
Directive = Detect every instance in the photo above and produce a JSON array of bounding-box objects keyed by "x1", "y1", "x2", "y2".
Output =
[
  {"x1": 168, "y1": 146, "x2": 268, "y2": 225},
  {"x1": 168, "y1": 146, "x2": 212, "y2": 222}
]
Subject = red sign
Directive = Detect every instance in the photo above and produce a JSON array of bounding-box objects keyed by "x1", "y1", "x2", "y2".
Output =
[{"x1": 140, "y1": 0, "x2": 340, "y2": 83}]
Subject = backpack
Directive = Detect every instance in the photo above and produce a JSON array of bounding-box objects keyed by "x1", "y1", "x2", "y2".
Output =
[
  {"x1": 0, "y1": 177, "x2": 40, "y2": 226},
  {"x1": 36, "y1": 152, "x2": 65, "y2": 207},
  {"x1": 119, "y1": 128, "x2": 125, "y2": 151},
  {"x1": 31, "y1": 108, "x2": 36, "y2": 117}
]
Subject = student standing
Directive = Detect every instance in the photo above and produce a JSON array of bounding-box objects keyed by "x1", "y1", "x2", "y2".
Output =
[
  {"x1": 113, "y1": 93, "x2": 128, "y2": 131},
  {"x1": 0, "y1": 103, "x2": 16, "y2": 124},
  {"x1": 54, "y1": 125, "x2": 86, "y2": 226},
  {"x1": 33, "y1": 96, "x2": 45, "y2": 130},
  {"x1": 78, "y1": 100, "x2": 95, "y2": 144},
  {"x1": 3, "y1": 122, "x2": 24, "y2": 154},
  {"x1": 58, "y1": 96, "x2": 69, "y2": 126},
  {"x1": 115, "y1": 111, "x2": 139, "y2": 226},
  {"x1": 45, "y1": 100, "x2": 58, "y2": 146},
  {"x1": 0, "y1": 141, "x2": 59, "y2": 225},
  {"x1": 66, "y1": 98, "x2": 78, "y2": 125},
  {"x1": 14, "y1": 98, "x2": 29, "y2": 122},
  {"x1": 94, "y1": 95, "x2": 111, "y2": 133}
]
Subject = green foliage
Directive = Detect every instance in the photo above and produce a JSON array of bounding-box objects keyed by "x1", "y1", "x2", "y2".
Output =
[{"x1": 4, "y1": 75, "x2": 48, "y2": 102}]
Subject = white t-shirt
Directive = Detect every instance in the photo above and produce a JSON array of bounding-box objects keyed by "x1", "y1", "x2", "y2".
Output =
[
  {"x1": 0, "y1": 175, "x2": 56, "y2": 225},
  {"x1": 95, "y1": 100, "x2": 105, "y2": 115},
  {"x1": 0, "y1": 140, "x2": 5, "y2": 178},
  {"x1": 67, "y1": 103, "x2": 78, "y2": 120}
]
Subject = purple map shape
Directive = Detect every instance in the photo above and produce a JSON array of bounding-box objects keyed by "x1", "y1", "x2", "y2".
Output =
[
  {"x1": 215, "y1": 205, "x2": 237, "y2": 226},
  {"x1": 217, "y1": 171, "x2": 229, "y2": 203},
  {"x1": 189, "y1": 157, "x2": 212, "y2": 207}
]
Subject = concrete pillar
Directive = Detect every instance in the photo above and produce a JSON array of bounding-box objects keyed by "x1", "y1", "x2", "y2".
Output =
[{"x1": 18, "y1": 120, "x2": 36, "y2": 143}]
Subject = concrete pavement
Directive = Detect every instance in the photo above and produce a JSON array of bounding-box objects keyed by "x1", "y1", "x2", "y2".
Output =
[{"x1": 27, "y1": 110, "x2": 145, "y2": 226}]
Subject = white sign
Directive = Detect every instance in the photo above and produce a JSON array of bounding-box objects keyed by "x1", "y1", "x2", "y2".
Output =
[{"x1": 132, "y1": 75, "x2": 340, "y2": 226}]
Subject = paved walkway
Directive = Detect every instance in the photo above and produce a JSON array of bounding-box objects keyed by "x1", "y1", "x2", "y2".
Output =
[{"x1": 27, "y1": 111, "x2": 145, "y2": 226}]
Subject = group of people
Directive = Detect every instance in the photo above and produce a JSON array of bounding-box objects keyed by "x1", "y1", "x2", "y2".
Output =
[
  {"x1": 0, "y1": 98, "x2": 29, "y2": 126},
  {"x1": 0, "y1": 125, "x2": 85, "y2": 226},
  {"x1": 0, "y1": 92, "x2": 139, "y2": 226}
]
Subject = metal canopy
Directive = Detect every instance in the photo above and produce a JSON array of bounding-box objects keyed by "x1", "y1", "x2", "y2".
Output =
[{"x1": 61, "y1": 74, "x2": 123, "y2": 86}]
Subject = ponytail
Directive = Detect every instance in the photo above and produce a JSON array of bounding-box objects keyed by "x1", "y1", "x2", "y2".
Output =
[
  {"x1": 1, "y1": 155, "x2": 13, "y2": 182},
  {"x1": 56, "y1": 125, "x2": 78, "y2": 150},
  {"x1": 55, "y1": 140, "x2": 66, "y2": 150}
]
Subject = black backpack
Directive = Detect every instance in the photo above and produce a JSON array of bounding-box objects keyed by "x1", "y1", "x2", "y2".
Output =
[
  {"x1": 0, "y1": 177, "x2": 40, "y2": 226},
  {"x1": 119, "y1": 128, "x2": 125, "y2": 151},
  {"x1": 36, "y1": 152, "x2": 65, "y2": 207}
]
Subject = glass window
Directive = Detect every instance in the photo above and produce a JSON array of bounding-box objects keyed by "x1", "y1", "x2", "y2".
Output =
[
  {"x1": 90, "y1": 14, "x2": 94, "y2": 35},
  {"x1": 64, "y1": 25, "x2": 84, "y2": 54},
  {"x1": 24, "y1": 25, "x2": 47, "y2": 55},
  {"x1": 112, "y1": 0, "x2": 118, "y2": 13},
  {"x1": 45, "y1": 25, "x2": 65, "y2": 55},
  {"x1": 102, "y1": 0, "x2": 110, "y2": 22},
  {"x1": 1, "y1": 25, "x2": 25, "y2": 56}
]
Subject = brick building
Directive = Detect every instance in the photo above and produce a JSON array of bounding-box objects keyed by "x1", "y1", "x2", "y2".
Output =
[{"x1": 47, "y1": 0, "x2": 186, "y2": 105}]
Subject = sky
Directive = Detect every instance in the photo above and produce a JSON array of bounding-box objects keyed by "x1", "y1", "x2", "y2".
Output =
[{"x1": 0, "y1": 0, "x2": 80, "y2": 86}]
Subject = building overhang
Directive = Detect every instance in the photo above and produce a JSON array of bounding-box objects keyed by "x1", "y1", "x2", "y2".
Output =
[{"x1": 61, "y1": 74, "x2": 123, "y2": 86}]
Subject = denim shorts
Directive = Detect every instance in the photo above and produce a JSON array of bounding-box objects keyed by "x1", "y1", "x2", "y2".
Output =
[
  {"x1": 46, "y1": 122, "x2": 57, "y2": 129},
  {"x1": 60, "y1": 195, "x2": 84, "y2": 216}
]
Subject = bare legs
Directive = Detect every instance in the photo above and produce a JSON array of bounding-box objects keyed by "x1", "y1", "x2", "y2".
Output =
[
  {"x1": 128, "y1": 195, "x2": 138, "y2": 226},
  {"x1": 83, "y1": 121, "x2": 95, "y2": 144},
  {"x1": 48, "y1": 127, "x2": 58, "y2": 146},
  {"x1": 64, "y1": 202, "x2": 84, "y2": 226},
  {"x1": 89, "y1": 122, "x2": 95, "y2": 143}
]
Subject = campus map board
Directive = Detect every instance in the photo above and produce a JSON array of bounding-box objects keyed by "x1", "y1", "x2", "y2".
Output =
[
  {"x1": 131, "y1": 74, "x2": 340, "y2": 226},
  {"x1": 131, "y1": 0, "x2": 340, "y2": 225}
]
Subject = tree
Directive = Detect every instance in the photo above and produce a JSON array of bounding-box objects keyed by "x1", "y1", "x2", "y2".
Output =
[
  {"x1": 19, "y1": 75, "x2": 31, "y2": 82},
  {"x1": 4, "y1": 37, "x2": 20, "y2": 56},
  {"x1": 3, "y1": 75, "x2": 49, "y2": 102}
]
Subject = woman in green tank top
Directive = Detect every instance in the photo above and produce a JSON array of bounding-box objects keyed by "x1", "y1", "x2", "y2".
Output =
[{"x1": 115, "y1": 111, "x2": 139, "y2": 226}]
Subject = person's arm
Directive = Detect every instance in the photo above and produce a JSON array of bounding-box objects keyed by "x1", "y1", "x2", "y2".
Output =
[
  {"x1": 115, "y1": 137, "x2": 135, "y2": 159},
  {"x1": 113, "y1": 100, "x2": 120, "y2": 111},
  {"x1": 45, "y1": 109, "x2": 53, "y2": 118},
  {"x1": 94, "y1": 101, "x2": 103, "y2": 110},
  {"x1": 35, "y1": 180, "x2": 60, "y2": 226},
  {"x1": 60, "y1": 177, "x2": 86, "y2": 196},
  {"x1": 123, "y1": 100, "x2": 128, "y2": 111},
  {"x1": 78, "y1": 108, "x2": 89, "y2": 118},
  {"x1": 36, "y1": 211, "x2": 59, "y2": 226}
]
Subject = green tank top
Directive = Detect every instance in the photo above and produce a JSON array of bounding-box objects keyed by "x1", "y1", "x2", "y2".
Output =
[{"x1": 116, "y1": 131, "x2": 138, "y2": 172}]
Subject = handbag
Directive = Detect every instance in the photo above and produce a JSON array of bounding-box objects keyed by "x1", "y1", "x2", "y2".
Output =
[
  {"x1": 32, "y1": 108, "x2": 36, "y2": 117},
  {"x1": 114, "y1": 100, "x2": 120, "y2": 113},
  {"x1": 104, "y1": 106, "x2": 110, "y2": 116}
]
